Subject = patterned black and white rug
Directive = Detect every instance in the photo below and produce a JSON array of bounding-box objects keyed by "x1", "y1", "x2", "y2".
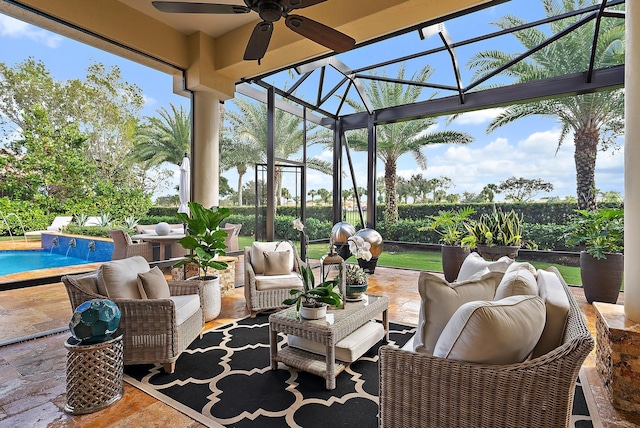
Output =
[{"x1": 124, "y1": 315, "x2": 594, "y2": 428}]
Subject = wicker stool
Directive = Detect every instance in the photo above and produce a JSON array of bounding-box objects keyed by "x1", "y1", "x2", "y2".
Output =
[{"x1": 64, "y1": 330, "x2": 124, "y2": 415}]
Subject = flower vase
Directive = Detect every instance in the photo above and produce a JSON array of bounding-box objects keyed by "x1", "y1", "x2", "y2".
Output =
[{"x1": 357, "y1": 257, "x2": 378, "y2": 274}]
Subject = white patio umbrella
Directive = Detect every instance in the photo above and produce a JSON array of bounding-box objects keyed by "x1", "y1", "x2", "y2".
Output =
[{"x1": 178, "y1": 153, "x2": 190, "y2": 217}]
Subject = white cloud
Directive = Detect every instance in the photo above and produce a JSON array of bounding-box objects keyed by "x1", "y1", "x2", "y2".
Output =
[
  {"x1": 142, "y1": 94, "x2": 158, "y2": 110},
  {"x1": 450, "y1": 108, "x2": 507, "y2": 125},
  {"x1": 0, "y1": 15, "x2": 63, "y2": 48}
]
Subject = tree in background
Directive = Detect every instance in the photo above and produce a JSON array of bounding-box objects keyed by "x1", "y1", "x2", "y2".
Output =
[
  {"x1": 343, "y1": 65, "x2": 473, "y2": 231},
  {"x1": 468, "y1": 0, "x2": 624, "y2": 210},
  {"x1": 131, "y1": 103, "x2": 190, "y2": 167},
  {"x1": 497, "y1": 176, "x2": 554, "y2": 202},
  {"x1": 225, "y1": 95, "x2": 332, "y2": 207}
]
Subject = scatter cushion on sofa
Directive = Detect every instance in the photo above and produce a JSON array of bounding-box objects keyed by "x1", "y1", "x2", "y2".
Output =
[
  {"x1": 531, "y1": 269, "x2": 571, "y2": 358},
  {"x1": 456, "y1": 252, "x2": 514, "y2": 282},
  {"x1": 506, "y1": 261, "x2": 538, "y2": 278},
  {"x1": 413, "y1": 271, "x2": 504, "y2": 355},
  {"x1": 433, "y1": 295, "x2": 546, "y2": 365},
  {"x1": 98, "y1": 256, "x2": 150, "y2": 299},
  {"x1": 137, "y1": 266, "x2": 171, "y2": 299},
  {"x1": 250, "y1": 241, "x2": 294, "y2": 274},
  {"x1": 494, "y1": 263, "x2": 538, "y2": 300},
  {"x1": 263, "y1": 250, "x2": 292, "y2": 276}
]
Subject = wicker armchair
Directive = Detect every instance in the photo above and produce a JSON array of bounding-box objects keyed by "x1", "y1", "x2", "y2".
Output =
[
  {"x1": 62, "y1": 261, "x2": 205, "y2": 374},
  {"x1": 109, "y1": 229, "x2": 154, "y2": 261},
  {"x1": 244, "y1": 241, "x2": 304, "y2": 317},
  {"x1": 224, "y1": 223, "x2": 242, "y2": 252},
  {"x1": 378, "y1": 267, "x2": 594, "y2": 428}
]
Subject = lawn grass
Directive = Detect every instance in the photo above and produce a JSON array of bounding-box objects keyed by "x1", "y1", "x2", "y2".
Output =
[{"x1": 303, "y1": 241, "x2": 583, "y2": 286}]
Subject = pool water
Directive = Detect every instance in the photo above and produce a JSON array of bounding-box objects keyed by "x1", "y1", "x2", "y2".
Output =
[{"x1": 0, "y1": 250, "x2": 95, "y2": 275}]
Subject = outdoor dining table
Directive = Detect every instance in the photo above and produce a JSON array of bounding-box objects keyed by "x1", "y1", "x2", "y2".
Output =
[{"x1": 130, "y1": 232, "x2": 185, "y2": 261}]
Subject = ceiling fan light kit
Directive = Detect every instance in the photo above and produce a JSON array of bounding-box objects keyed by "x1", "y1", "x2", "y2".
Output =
[{"x1": 152, "y1": 0, "x2": 355, "y2": 63}]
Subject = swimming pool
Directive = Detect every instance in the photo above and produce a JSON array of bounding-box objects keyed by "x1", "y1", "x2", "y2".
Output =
[
  {"x1": 0, "y1": 234, "x2": 114, "y2": 276},
  {"x1": 0, "y1": 250, "x2": 99, "y2": 275}
]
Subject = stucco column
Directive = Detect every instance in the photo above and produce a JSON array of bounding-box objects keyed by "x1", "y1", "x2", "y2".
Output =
[
  {"x1": 192, "y1": 90, "x2": 220, "y2": 208},
  {"x1": 625, "y1": 0, "x2": 640, "y2": 322}
]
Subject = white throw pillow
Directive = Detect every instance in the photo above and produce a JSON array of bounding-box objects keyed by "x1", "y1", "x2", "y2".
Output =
[
  {"x1": 433, "y1": 295, "x2": 546, "y2": 365},
  {"x1": 531, "y1": 269, "x2": 571, "y2": 358},
  {"x1": 413, "y1": 271, "x2": 503, "y2": 355},
  {"x1": 250, "y1": 241, "x2": 294, "y2": 274},
  {"x1": 494, "y1": 263, "x2": 538, "y2": 300},
  {"x1": 456, "y1": 252, "x2": 514, "y2": 282}
]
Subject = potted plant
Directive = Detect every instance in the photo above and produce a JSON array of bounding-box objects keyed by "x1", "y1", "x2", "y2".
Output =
[
  {"x1": 462, "y1": 207, "x2": 523, "y2": 260},
  {"x1": 565, "y1": 208, "x2": 624, "y2": 304},
  {"x1": 342, "y1": 263, "x2": 369, "y2": 300},
  {"x1": 420, "y1": 207, "x2": 475, "y2": 281},
  {"x1": 285, "y1": 219, "x2": 342, "y2": 319},
  {"x1": 175, "y1": 201, "x2": 231, "y2": 321},
  {"x1": 283, "y1": 264, "x2": 342, "y2": 319}
]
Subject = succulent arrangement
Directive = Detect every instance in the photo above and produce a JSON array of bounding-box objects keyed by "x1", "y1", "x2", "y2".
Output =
[
  {"x1": 462, "y1": 208, "x2": 523, "y2": 248},
  {"x1": 343, "y1": 263, "x2": 368, "y2": 285}
]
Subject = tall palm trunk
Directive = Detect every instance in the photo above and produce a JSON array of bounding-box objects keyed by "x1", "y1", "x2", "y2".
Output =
[
  {"x1": 574, "y1": 125, "x2": 599, "y2": 211},
  {"x1": 384, "y1": 159, "x2": 398, "y2": 231},
  {"x1": 237, "y1": 164, "x2": 246, "y2": 206}
]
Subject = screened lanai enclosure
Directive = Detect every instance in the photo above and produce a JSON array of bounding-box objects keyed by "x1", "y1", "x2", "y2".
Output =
[{"x1": 234, "y1": 0, "x2": 624, "y2": 242}]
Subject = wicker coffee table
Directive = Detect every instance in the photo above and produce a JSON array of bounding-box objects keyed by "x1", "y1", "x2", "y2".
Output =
[{"x1": 269, "y1": 294, "x2": 389, "y2": 390}]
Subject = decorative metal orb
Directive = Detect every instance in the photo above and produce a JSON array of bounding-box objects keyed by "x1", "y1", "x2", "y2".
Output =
[
  {"x1": 331, "y1": 222, "x2": 356, "y2": 243},
  {"x1": 69, "y1": 299, "x2": 121, "y2": 344},
  {"x1": 355, "y1": 228, "x2": 383, "y2": 258},
  {"x1": 331, "y1": 222, "x2": 356, "y2": 260},
  {"x1": 155, "y1": 222, "x2": 171, "y2": 236}
]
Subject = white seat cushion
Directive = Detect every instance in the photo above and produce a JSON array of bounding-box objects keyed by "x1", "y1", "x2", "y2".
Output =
[
  {"x1": 494, "y1": 263, "x2": 538, "y2": 300},
  {"x1": 413, "y1": 271, "x2": 503, "y2": 355},
  {"x1": 170, "y1": 294, "x2": 201, "y2": 325},
  {"x1": 456, "y1": 252, "x2": 514, "y2": 282},
  {"x1": 531, "y1": 269, "x2": 571, "y2": 358},
  {"x1": 255, "y1": 274, "x2": 303, "y2": 291},
  {"x1": 433, "y1": 295, "x2": 546, "y2": 365},
  {"x1": 288, "y1": 321, "x2": 385, "y2": 362},
  {"x1": 98, "y1": 256, "x2": 150, "y2": 299}
]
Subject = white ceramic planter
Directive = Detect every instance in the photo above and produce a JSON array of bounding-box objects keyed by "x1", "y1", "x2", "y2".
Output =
[
  {"x1": 188, "y1": 275, "x2": 221, "y2": 321},
  {"x1": 300, "y1": 304, "x2": 327, "y2": 320}
]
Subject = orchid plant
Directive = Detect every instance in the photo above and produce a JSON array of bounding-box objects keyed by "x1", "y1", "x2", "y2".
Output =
[
  {"x1": 283, "y1": 219, "x2": 342, "y2": 310},
  {"x1": 347, "y1": 235, "x2": 373, "y2": 261}
]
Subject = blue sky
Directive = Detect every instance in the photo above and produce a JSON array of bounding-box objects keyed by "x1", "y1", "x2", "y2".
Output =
[{"x1": 0, "y1": 1, "x2": 625, "y2": 202}]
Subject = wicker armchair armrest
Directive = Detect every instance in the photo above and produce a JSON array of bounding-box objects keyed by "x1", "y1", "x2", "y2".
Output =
[
  {"x1": 245, "y1": 260, "x2": 258, "y2": 291},
  {"x1": 168, "y1": 280, "x2": 203, "y2": 297},
  {"x1": 111, "y1": 297, "x2": 177, "y2": 335}
]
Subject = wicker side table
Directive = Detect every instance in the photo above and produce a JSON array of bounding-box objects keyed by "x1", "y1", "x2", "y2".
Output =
[{"x1": 64, "y1": 330, "x2": 125, "y2": 415}]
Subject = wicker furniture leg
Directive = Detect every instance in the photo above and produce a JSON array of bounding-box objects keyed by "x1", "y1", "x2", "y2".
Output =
[
  {"x1": 325, "y1": 340, "x2": 336, "y2": 390},
  {"x1": 270, "y1": 326, "x2": 278, "y2": 370}
]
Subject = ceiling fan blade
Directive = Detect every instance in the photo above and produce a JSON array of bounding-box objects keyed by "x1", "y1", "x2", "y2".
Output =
[
  {"x1": 285, "y1": 14, "x2": 355, "y2": 53},
  {"x1": 152, "y1": 1, "x2": 250, "y2": 14},
  {"x1": 283, "y1": 0, "x2": 326, "y2": 9},
  {"x1": 244, "y1": 22, "x2": 274, "y2": 61}
]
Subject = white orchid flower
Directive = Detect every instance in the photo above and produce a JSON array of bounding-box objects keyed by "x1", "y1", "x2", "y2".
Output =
[
  {"x1": 348, "y1": 236, "x2": 372, "y2": 261},
  {"x1": 292, "y1": 219, "x2": 305, "y2": 232}
]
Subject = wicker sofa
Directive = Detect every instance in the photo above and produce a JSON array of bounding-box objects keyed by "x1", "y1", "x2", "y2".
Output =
[
  {"x1": 62, "y1": 256, "x2": 204, "y2": 373},
  {"x1": 378, "y1": 265, "x2": 594, "y2": 428}
]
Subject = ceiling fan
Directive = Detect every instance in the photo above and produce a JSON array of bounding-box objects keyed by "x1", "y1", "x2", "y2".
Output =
[{"x1": 152, "y1": 0, "x2": 356, "y2": 63}]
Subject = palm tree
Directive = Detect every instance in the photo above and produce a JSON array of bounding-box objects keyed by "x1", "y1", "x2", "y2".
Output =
[
  {"x1": 131, "y1": 103, "x2": 190, "y2": 167},
  {"x1": 225, "y1": 96, "x2": 332, "y2": 206},
  {"x1": 344, "y1": 65, "x2": 473, "y2": 231},
  {"x1": 468, "y1": 0, "x2": 624, "y2": 210},
  {"x1": 308, "y1": 189, "x2": 317, "y2": 205},
  {"x1": 220, "y1": 133, "x2": 262, "y2": 206}
]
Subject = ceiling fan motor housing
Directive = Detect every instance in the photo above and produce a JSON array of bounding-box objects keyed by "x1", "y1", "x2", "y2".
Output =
[{"x1": 245, "y1": 0, "x2": 287, "y2": 22}]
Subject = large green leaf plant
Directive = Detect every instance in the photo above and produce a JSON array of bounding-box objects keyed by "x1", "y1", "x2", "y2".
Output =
[{"x1": 175, "y1": 202, "x2": 231, "y2": 279}]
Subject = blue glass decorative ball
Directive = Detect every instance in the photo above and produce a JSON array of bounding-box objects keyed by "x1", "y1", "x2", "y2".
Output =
[{"x1": 69, "y1": 299, "x2": 121, "y2": 343}]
